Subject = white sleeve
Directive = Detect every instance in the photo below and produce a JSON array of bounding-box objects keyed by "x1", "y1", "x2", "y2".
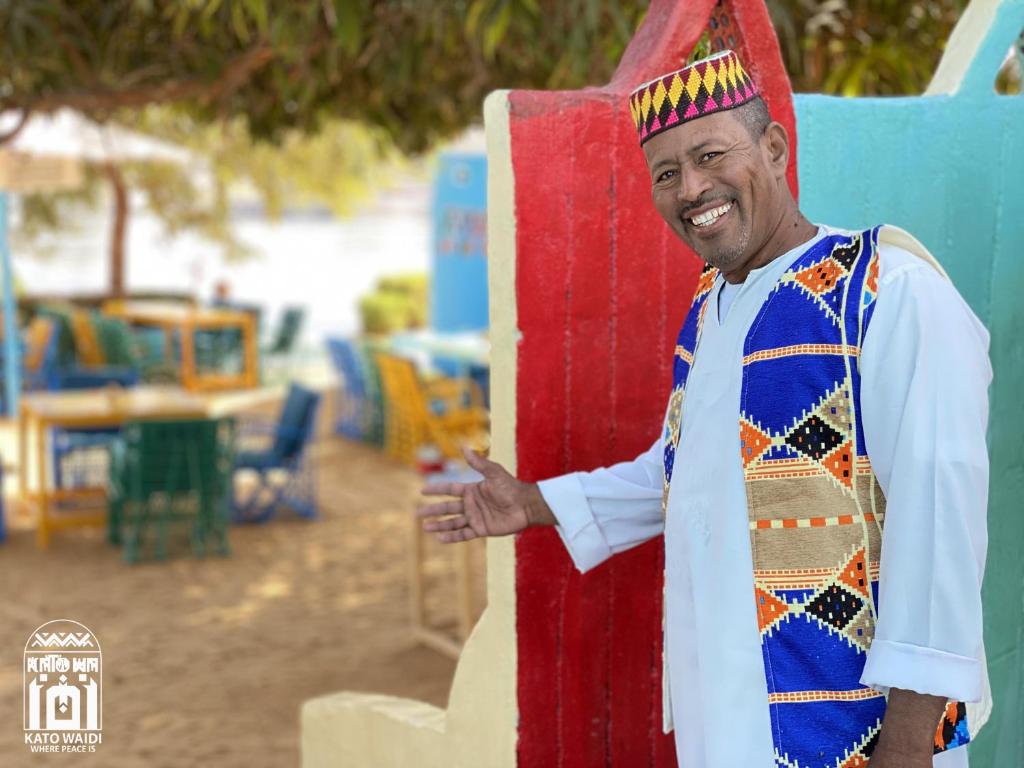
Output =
[
  {"x1": 538, "y1": 437, "x2": 665, "y2": 573},
  {"x1": 858, "y1": 253, "x2": 991, "y2": 703}
]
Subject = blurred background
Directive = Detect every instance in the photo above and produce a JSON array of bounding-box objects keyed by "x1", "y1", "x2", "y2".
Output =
[{"x1": 0, "y1": 2, "x2": 1019, "y2": 766}]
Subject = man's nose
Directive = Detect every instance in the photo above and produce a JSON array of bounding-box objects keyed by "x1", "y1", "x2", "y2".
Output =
[{"x1": 677, "y1": 165, "x2": 713, "y2": 207}]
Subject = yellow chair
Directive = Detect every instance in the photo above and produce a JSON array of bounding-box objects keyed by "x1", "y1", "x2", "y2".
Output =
[
  {"x1": 375, "y1": 353, "x2": 488, "y2": 466},
  {"x1": 24, "y1": 317, "x2": 56, "y2": 380},
  {"x1": 69, "y1": 310, "x2": 106, "y2": 366}
]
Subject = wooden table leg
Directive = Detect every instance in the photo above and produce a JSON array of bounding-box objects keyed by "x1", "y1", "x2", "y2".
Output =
[
  {"x1": 35, "y1": 419, "x2": 49, "y2": 549},
  {"x1": 18, "y1": 400, "x2": 28, "y2": 497},
  {"x1": 180, "y1": 320, "x2": 197, "y2": 391},
  {"x1": 242, "y1": 315, "x2": 259, "y2": 388},
  {"x1": 456, "y1": 540, "x2": 474, "y2": 642},
  {"x1": 409, "y1": 508, "x2": 426, "y2": 632}
]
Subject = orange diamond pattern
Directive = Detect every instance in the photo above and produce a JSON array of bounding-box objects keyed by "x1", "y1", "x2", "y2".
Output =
[
  {"x1": 793, "y1": 258, "x2": 844, "y2": 295},
  {"x1": 838, "y1": 548, "x2": 870, "y2": 598},
  {"x1": 755, "y1": 586, "x2": 790, "y2": 634},
  {"x1": 839, "y1": 755, "x2": 869, "y2": 768},
  {"x1": 696, "y1": 266, "x2": 719, "y2": 296},
  {"x1": 866, "y1": 253, "x2": 880, "y2": 295},
  {"x1": 740, "y1": 419, "x2": 772, "y2": 467},
  {"x1": 822, "y1": 441, "x2": 854, "y2": 488}
]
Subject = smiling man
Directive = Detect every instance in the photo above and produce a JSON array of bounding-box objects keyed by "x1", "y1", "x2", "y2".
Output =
[{"x1": 418, "y1": 50, "x2": 991, "y2": 768}]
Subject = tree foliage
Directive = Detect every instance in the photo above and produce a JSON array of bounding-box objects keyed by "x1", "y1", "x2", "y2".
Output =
[
  {"x1": 0, "y1": 1, "x2": 982, "y2": 155},
  {"x1": 0, "y1": 1, "x2": 647, "y2": 154},
  {"x1": 3, "y1": 1, "x2": 986, "y2": 268},
  {"x1": 766, "y1": 0, "x2": 970, "y2": 96}
]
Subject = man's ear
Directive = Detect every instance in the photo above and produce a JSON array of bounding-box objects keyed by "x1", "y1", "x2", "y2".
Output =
[{"x1": 763, "y1": 121, "x2": 789, "y2": 178}]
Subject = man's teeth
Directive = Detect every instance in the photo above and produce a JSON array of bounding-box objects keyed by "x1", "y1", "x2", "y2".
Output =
[{"x1": 689, "y1": 201, "x2": 733, "y2": 227}]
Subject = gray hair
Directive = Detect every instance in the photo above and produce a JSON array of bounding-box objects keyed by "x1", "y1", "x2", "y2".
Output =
[{"x1": 731, "y1": 96, "x2": 771, "y2": 140}]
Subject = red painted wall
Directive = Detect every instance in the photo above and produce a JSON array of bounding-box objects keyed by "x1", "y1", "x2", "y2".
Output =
[{"x1": 510, "y1": 1, "x2": 796, "y2": 764}]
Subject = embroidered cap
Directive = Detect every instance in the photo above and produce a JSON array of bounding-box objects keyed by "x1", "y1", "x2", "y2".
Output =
[{"x1": 628, "y1": 49, "x2": 759, "y2": 146}]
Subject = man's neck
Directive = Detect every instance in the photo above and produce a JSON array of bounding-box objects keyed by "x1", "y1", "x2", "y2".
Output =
[{"x1": 722, "y1": 208, "x2": 817, "y2": 284}]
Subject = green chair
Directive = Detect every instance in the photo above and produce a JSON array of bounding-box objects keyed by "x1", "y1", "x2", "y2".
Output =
[
  {"x1": 265, "y1": 307, "x2": 304, "y2": 358},
  {"x1": 262, "y1": 307, "x2": 305, "y2": 381},
  {"x1": 108, "y1": 418, "x2": 236, "y2": 563}
]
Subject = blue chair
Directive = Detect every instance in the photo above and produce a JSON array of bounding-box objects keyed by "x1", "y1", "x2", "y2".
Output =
[
  {"x1": 21, "y1": 317, "x2": 139, "y2": 490},
  {"x1": 325, "y1": 337, "x2": 373, "y2": 440},
  {"x1": 231, "y1": 383, "x2": 321, "y2": 523},
  {"x1": 24, "y1": 316, "x2": 140, "y2": 391}
]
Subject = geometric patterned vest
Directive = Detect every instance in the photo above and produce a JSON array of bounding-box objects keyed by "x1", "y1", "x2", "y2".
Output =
[{"x1": 661, "y1": 227, "x2": 971, "y2": 767}]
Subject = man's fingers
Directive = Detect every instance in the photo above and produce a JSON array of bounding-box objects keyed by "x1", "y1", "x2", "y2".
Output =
[
  {"x1": 416, "y1": 500, "x2": 463, "y2": 519},
  {"x1": 463, "y1": 447, "x2": 501, "y2": 478},
  {"x1": 421, "y1": 481, "x2": 468, "y2": 498},
  {"x1": 422, "y1": 514, "x2": 468, "y2": 533},
  {"x1": 436, "y1": 527, "x2": 478, "y2": 544}
]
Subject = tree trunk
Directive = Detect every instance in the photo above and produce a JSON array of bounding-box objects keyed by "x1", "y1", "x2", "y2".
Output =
[{"x1": 104, "y1": 163, "x2": 129, "y2": 298}]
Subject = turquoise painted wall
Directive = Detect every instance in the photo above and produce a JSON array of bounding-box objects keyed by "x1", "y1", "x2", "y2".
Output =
[{"x1": 795, "y1": 2, "x2": 1023, "y2": 764}]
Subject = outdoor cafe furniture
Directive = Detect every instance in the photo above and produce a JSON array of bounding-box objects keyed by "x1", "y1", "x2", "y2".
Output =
[
  {"x1": 374, "y1": 352, "x2": 488, "y2": 467},
  {"x1": 0, "y1": 464, "x2": 5, "y2": 543},
  {"x1": 410, "y1": 463, "x2": 484, "y2": 659},
  {"x1": 23, "y1": 315, "x2": 140, "y2": 391},
  {"x1": 263, "y1": 306, "x2": 305, "y2": 372},
  {"x1": 68, "y1": 307, "x2": 175, "y2": 383},
  {"x1": 18, "y1": 385, "x2": 210, "y2": 548},
  {"x1": 387, "y1": 328, "x2": 491, "y2": 407},
  {"x1": 231, "y1": 382, "x2": 320, "y2": 523},
  {"x1": 387, "y1": 328, "x2": 489, "y2": 377},
  {"x1": 102, "y1": 300, "x2": 259, "y2": 392},
  {"x1": 108, "y1": 418, "x2": 235, "y2": 562},
  {"x1": 325, "y1": 337, "x2": 382, "y2": 443},
  {"x1": 21, "y1": 316, "x2": 140, "y2": 495}
]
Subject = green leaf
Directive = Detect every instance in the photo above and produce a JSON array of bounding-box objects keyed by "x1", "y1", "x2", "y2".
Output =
[
  {"x1": 171, "y1": 4, "x2": 191, "y2": 37},
  {"x1": 334, "y1": 0, "x2": 362, "y2": 56},
  {"x1": 482, "y1": 0, "x2": 512, "y2": 60},
  {"x1": 465, "y1": 0, "x2": 490, "y2": 37},
  {"x1": 243, "y1": 0, "x2": 268, "y2": 36},
  {"x1": 200, "y1": 0, "x2": 223, "y2": 23},
  {"x1": 231, "y1": 2, "x2": 250, "y2": 44}
]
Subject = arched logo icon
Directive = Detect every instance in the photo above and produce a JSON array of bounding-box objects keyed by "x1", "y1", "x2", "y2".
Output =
[{"x1": 23, "y1": 619, "x2": 103, "y2": 753}]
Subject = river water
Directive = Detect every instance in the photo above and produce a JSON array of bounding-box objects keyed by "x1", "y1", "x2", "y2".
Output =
[{"x1": 11, "y1": 178, "x2": 431, "y2": 351}]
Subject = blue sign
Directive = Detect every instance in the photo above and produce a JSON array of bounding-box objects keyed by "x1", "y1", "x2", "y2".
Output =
[{"x1": 431, "y1": 152, "x2": 488, "y2": 332}]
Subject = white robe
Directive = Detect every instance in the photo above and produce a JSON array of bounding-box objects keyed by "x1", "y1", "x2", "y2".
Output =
[{"x1": 539, "y1": 226, "x2": 990, "y2": 768}]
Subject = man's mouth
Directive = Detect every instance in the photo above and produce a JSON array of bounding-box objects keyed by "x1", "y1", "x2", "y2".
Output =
[{"x1": 683, "y1": 200, "x2": 734, "y2": 230}]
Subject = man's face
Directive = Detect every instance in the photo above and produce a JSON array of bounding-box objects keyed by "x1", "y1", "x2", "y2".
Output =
[{"x1": 642, "y1": 109, "x2": 785, "y2": 274}]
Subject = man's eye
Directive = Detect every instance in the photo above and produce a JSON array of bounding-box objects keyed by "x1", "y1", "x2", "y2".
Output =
[
  {"x1": 700, "y1": 151, "x2": 722, "y2": 164},
  {"x1": 656, "y1": 169, "x2": 677, "y2": 183}
]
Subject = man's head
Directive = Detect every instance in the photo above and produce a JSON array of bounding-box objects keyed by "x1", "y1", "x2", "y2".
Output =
[{"x1": 629, "y1": 52, "x2": 797, "y2": 277}]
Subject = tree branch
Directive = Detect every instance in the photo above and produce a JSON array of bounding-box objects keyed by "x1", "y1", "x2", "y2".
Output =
[
  {"x1": 0, "y1": 109, "x2": 32, "y2": 145},
  {"x1": 0, "y1": 43, "x2": 276, "y2": 117}
]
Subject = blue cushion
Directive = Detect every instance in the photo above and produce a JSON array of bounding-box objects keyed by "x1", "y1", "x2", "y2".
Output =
[
  {"x1": 271, "y1": 384, "x2": 319, "y2": 462},
  {"x1": 235, "y1": 450, "x2": 278, "y2": 471}
]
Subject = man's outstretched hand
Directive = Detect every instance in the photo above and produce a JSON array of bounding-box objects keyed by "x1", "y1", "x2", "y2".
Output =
[{"x1": 417, "y1": 448, "x2": 556, "y2": 543}]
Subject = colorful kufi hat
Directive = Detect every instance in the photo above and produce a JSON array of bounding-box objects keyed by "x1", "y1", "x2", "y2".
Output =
[{"x1": 628, "y1": 49, "x2": 759, "y2": 146}]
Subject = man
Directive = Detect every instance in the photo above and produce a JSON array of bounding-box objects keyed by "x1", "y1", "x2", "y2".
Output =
[{"x1": 418, "y1": 50, "x2": 990, "y2": 768}]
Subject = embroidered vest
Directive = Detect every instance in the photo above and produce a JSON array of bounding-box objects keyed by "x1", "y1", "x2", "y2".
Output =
[{"x1": 662, "y1": 227, "x2": 974, "y2": 766}]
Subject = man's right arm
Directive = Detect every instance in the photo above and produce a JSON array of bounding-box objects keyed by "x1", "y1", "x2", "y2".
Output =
[
  {"x1": 537, "y1": 438, "x2": 665, "y2": 573},
  {"x1": 418, "y1": 440, "x2": 666, "y2": 575}
]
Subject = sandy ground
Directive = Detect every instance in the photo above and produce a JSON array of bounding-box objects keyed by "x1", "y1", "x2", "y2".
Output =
[{"x1": 0, "y1": 421, "x2": 485, "y2": 767}]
